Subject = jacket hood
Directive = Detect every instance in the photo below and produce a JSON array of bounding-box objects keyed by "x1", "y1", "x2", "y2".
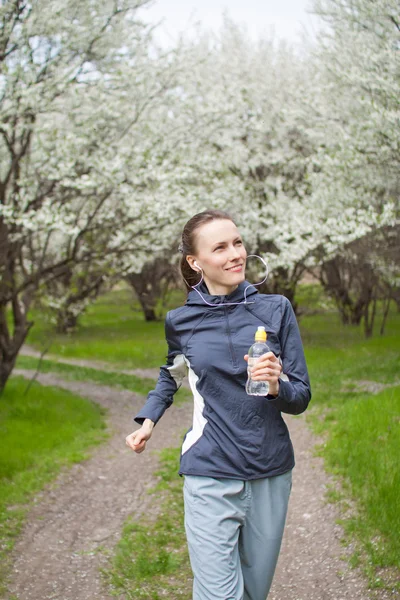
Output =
[{"x1": 186, "y1": 280, "x2": 259, "y2": 307}]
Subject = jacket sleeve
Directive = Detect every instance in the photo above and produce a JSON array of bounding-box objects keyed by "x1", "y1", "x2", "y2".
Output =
[
  {"x1": 267, "y1": 296, "x2": 311, "y2": 415},
  {"x1": 134, "y1": 311, "x2": 186, "y2": 426}
]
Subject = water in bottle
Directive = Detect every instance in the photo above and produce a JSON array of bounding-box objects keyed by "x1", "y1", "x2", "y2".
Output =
[{"x1": 246, "y1": 326, "x2": 270, "y2": 396}]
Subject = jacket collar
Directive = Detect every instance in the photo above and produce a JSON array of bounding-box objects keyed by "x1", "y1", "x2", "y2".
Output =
[{"x1": 186, "y1": 280, "x2": 258, "y2": 307}]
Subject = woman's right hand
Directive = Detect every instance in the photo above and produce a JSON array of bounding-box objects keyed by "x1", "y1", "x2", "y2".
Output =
[{"x1": 125, "y1": 419, "x2": 154, "y2": 454}]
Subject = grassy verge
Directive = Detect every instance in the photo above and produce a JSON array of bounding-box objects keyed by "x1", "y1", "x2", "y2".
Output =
[
  {"x1": 16, "y1": 355, "x2": 157, "y2": 396},
  {"x1": 103, "y1": 446, "x2": 192, "y2": 599},
  {"x1": 15, "y1": 355, "x2": 192, "y2": 405},
  {"x1": 0, "y1": 377, "x2": 107, "y2": 593},
  {"x1": 25, "y1": 287, "x2": 178, "y2": 369},
  {"x1": 320, "y1": 386, "x2": 400, "y2": 590},
  {"x1": 302, "y1": 308, "x2": 400, "y2": 590},
  {"x1": 104, "y1": 309, "x2": 400, "y2": 594},
  {"x1": 17, "y1": 285, "x2": 400, "y2": 590}
]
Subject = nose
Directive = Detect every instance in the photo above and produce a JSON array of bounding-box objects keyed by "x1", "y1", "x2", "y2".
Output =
[{"x1": 229, "y1": 245, "x2": 242, "y2": 261}]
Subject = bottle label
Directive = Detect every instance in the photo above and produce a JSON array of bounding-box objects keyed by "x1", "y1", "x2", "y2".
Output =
[{"x1": 247, "y1": 357, "x2": 259, "y2": 367}]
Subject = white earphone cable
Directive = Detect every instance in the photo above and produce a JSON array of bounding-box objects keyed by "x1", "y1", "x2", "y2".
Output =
[{"x1": 188, "y1": 255, "x2": 269, "y2": 308}]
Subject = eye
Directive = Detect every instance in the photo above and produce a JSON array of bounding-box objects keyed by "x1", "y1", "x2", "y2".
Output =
[
  {"x1": 213, "y1": 245, "x2": 224, "y2": 251},
  {"x1": 235, "y1": 240, "x2": 243, "y2": 246}
]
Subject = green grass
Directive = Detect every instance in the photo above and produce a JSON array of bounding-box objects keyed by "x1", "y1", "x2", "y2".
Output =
[
  {"x1": 15, "y1": 355, "x2": 192, "y2": 405},
  {"x1": 0, "y1": 377, "x2": 107, "y2": 592},
  {"x1": 295, "y1": 282, "x2": 337, "y2": 315},
  {"x1": 301, "y1": 310, "x2": 400, "y2": 414},
  {"x1": 8, "y1": 284, "x2": 400, "y2": 591},
  {"x1": 16, "y1": 355, "x2": 158, "y2": 396},
  {"x1": 300, "y1": 307, "x2": 400, "y2": 589},
  {"x1": 320, "y1": 387, "x2": 400, "y2": 581},
  {"x1": 103, "y1": 446, "x2": 192, "y2": 599},
  {"x1": 26, "y1": 288, "x2": 184, "y2": 369}
]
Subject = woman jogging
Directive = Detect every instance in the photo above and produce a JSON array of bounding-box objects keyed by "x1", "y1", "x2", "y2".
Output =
[{"x1": 125, "y1": 209, "x2": 311, "y2": 600}]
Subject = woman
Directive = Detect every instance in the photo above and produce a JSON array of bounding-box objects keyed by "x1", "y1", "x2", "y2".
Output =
[{"x1": 125, "y1": 209, "x2": 311, "y2": 600}]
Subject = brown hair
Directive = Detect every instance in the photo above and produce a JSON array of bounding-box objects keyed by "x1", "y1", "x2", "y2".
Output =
[{"x1": 179, "y1": 209, "x2": 236, "y2": 292}]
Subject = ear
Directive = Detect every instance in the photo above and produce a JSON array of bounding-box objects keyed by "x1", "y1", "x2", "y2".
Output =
[{"x1": 187, "y1": 256, "x2": 200, "y2": 272}]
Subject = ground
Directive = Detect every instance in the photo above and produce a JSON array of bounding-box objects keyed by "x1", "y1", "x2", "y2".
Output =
[{"x1": 4, "y1": 361, "x2": 397, "y2": 600}]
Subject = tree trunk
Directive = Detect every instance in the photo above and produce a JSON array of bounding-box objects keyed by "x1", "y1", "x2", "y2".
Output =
[
  {"x1": 128, "y1": 280, "x2": 160, "y2": 322},
  {"x1": 364, "y1": 295, "x2": 377, "y2": 338},
  {"x1": 380, "y1": 297, "x2": 391, "y2": 336},
  {"x1": 44, "y1": 269, "x2": 105, "y2": 334},
  {"x1": 0, "y1": 359, "x2": 16, "y2": 395},
  {"x1": 126, "y1": 258, "x2": 180, "y2": 322},
  {"x1": 320, "y1": 255, "x2": 375, "y2": 328},
  {"x1": 349, "y1": 305, "x2": 364, "y2": 325},
  {"x1": 328, "y1": 276, "x2": 365, "y2": 326},
  {"x1": 392, "y1": 289, "x2": 400, "y2": 313},
  {"x1": 0, "y1": 304, "x2": 33, "y2": 395},
  {"x1": 55, "y1": 310, "x2": 80, "y2": 334},
  {"x1": 254, "y1": 265, "x2": 303, "y2": 315},
  {"x1": 140, "y1": 303, "x2": 158, "y2": 322}
]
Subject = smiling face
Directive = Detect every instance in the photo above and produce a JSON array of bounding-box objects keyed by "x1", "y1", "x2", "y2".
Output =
[{"x1": 187, "y1": 219, "x2": 247, "y2": 296}]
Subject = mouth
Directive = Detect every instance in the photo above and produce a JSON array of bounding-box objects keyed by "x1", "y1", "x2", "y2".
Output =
[{"x1": 225, "y1": 264, "x2": 243, "y2": 273}]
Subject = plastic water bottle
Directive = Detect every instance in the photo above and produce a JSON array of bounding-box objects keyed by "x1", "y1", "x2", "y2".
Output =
[{"x1": 246, "y1": 326, "x2": 270, "y2": 396}]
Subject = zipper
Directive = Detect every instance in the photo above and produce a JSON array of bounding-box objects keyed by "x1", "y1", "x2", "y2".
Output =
[{"x1": 224, "y1": 306, "x2": 238, "y2": 369}]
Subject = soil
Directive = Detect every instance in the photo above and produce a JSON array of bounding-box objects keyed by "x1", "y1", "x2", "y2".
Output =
[{"x1": 4, "y1": 359, "x2": 399, "y2": 600}]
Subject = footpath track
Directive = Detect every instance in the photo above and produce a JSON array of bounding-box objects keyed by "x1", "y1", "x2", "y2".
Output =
[
  {"x1": 5, "y1": 358, "x2": 395, "y2": 600},
  {"x1": 7, "y1": 372, "x2": 192, "y2": 600}
]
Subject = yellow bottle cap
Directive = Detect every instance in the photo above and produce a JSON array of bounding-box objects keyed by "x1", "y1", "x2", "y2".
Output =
[{"x1": 255, "y1": 326, "x2": 267, "y2": 342}]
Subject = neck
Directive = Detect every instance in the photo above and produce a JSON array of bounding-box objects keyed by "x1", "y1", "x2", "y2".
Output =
[{"x1": 204, "y1": 279, "x2": 239, "y2": 296}]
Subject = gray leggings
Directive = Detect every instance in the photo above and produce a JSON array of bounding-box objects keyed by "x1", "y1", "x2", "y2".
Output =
[{"x1": 184, "y1": 471, "x2": 292, "y2": 600}]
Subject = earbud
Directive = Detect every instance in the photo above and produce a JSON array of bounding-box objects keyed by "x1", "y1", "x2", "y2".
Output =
[{"x1": 194, "y1": 261, "x2": 201, "y2": 271}]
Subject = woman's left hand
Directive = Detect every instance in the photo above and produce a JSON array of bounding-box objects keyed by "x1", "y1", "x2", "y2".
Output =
[{"x1": 244, "y1": 352, "x2": 282, "y2": 397}]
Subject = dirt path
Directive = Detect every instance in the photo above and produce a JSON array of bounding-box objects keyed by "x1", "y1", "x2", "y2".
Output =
[
  {"x1": 6, "y1": 365, "x2": 397, "y2": 600},
  {"x1": 270, "y1": 414, "x2": 385, "y2": 600},
  {"x1": 6, "y1": 371, "x2": 193, "y2": 600},
  {"x1": 20, "y1": 345, "x2": 160, "y2": 380}
]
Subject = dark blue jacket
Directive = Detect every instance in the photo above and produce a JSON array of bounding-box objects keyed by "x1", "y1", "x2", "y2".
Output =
[{"x1": 135, "y1": 281, "x2": 311, "y2": 480}]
